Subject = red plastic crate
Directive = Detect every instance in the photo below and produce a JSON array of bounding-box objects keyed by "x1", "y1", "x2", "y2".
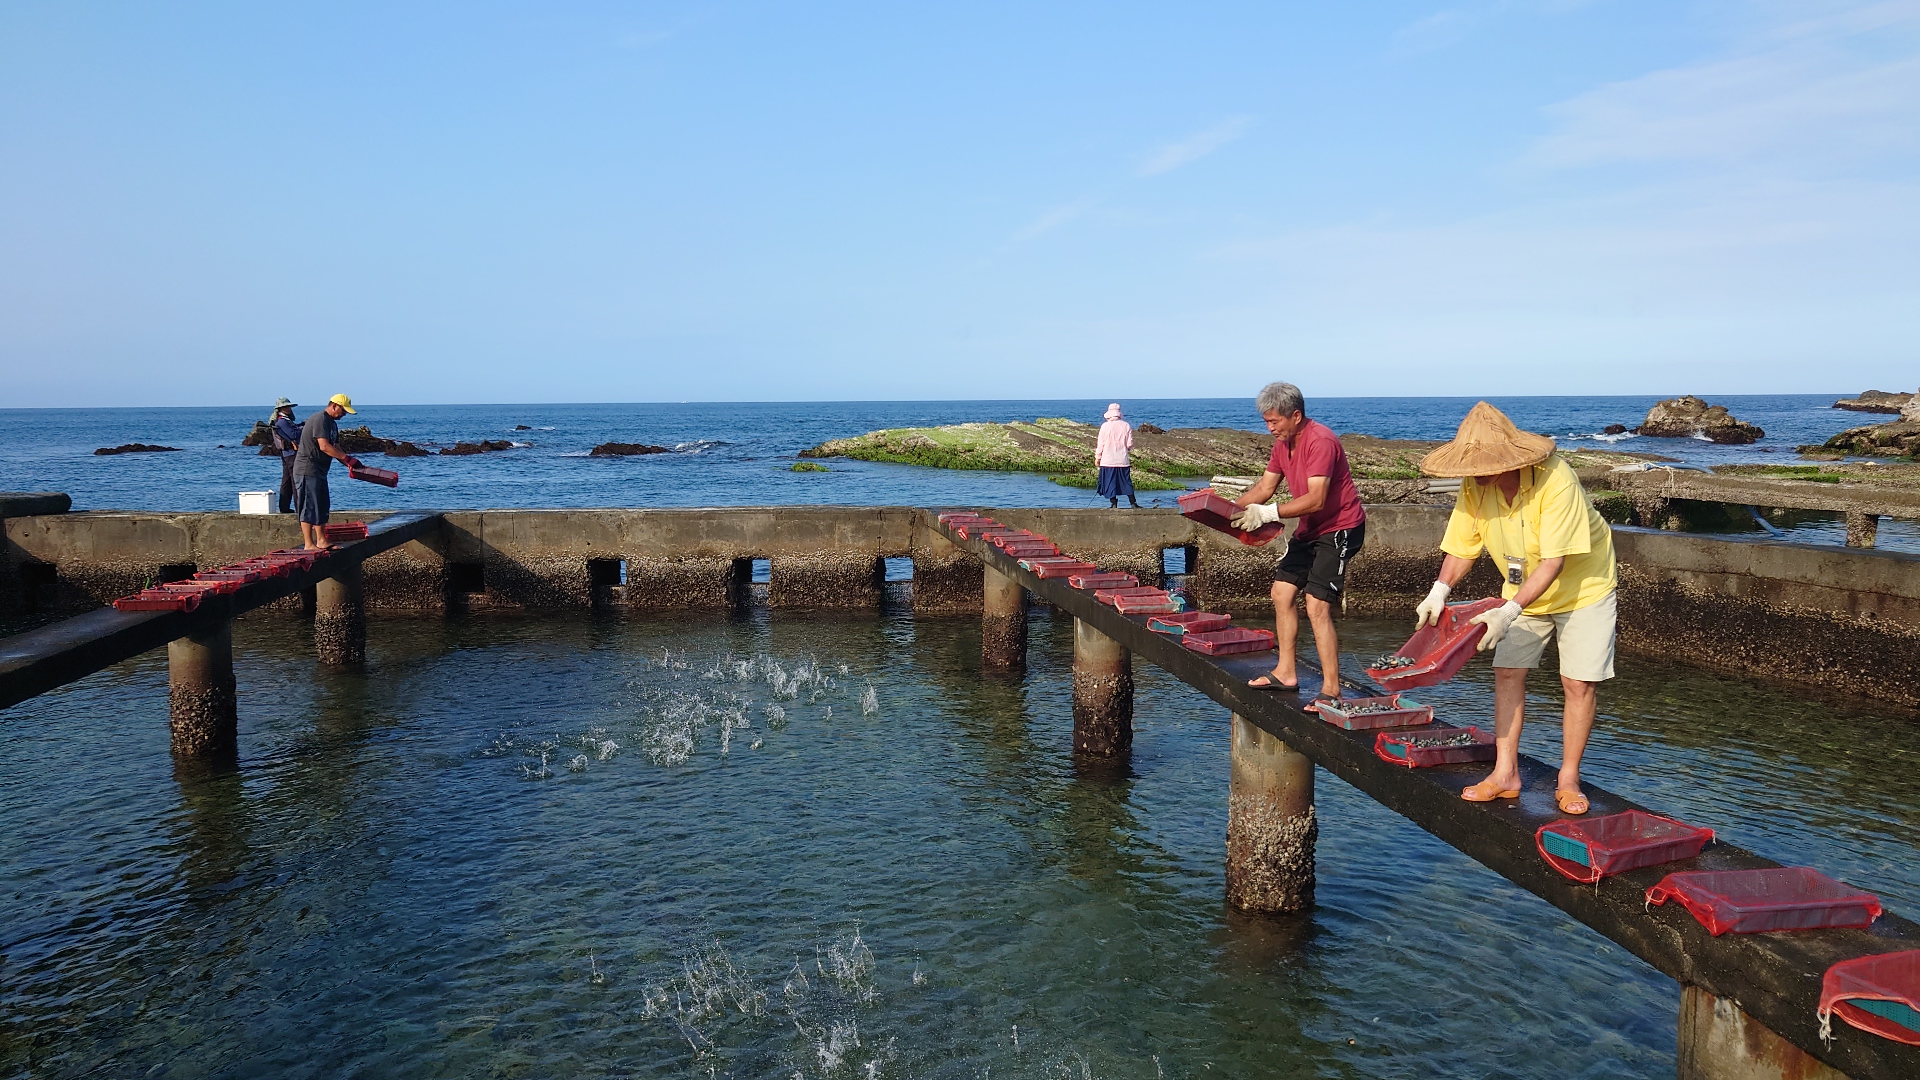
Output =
[
  {"x1": 183, "y1": 575, "x2": 246, "y2": 595},
  {"x1": 1146, "y1": 611, "x2": 1231, "y2": 635},
  {"x1": 1114, "y1": 591, "x2": 1183, "y2": 614},
  {"x1": 1031, "y1": 561, "x2": 1098, "y2": 579},
  {"x1": 953, "y1": 522, "x2": 1000, "y2": 539},
  {"x1": 1177, "y1": 488, "x2": 1285, "y2": 547},
  {"x1": 266, "y1": 549, "x2": 326, "y2": 570},
  {"x1": 230, "y1": 558, "x2": 293, "y2": 578},
  {"x1": 937, "y1": 512, "x2": 993, "y2": 526},
  {"x1": 1364, "y1": 597, "x2": 1508, "y2": 690},
  {"x1": 1018, "y1": 556, "x2": 1082, "y2": 570},
  {"x1": 1646, "y1": 868, "x2": 1882, "y2": 935},
  {"x1": 1821, "y1": 951, "x2": 1920, "y2": 1048},
  {"x1": 1068, "y1": 572, "x2": 1139, "y2": 591},
  {"x1": 1315, "y1": 693, "x2": 1434, "y2": 731},
  {"x1": 1182, "y1": 627, "x2": 1276, "y2": 655},
  {"x1": 1000, "y1": 542, "x2": 1062, "y2": 558},
  {"x1": 113, "y1": 588, "x2": 206, "y2": 612},
  {"x1": 1095, "y1": 586, "x2": 1167, "y2": 606},
  {"x1": 195, "y1": 567, "x2": 266, "y2": 584},
  {"x1": 989, "y1": 532, "x2": 1047, "y2": 549},
  {"x1": 1373, "y1": 725, "x2": 1497, "y2": 768},
  {"x1": 349, "y1": 464, "x2": 399, "y2": 487},
  {"x1": 1536, "y1": 811, "x2": 1714, "y2": 884},
  {"x1": 322, "y1": 521, "x2": 369, "y2": 541}
]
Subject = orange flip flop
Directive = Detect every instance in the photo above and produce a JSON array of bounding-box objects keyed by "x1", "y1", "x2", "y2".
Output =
[
  {"x1": 1461, "y1": 780, "x2": 1520, "y2": 802},
  {"x1": 1555, "y1": 788, "x2": 1590, "y2": 815}
]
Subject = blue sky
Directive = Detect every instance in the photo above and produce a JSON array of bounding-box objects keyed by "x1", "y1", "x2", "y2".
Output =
[{"x1": 3, "y1": 1, "x2": 1916, "y2": 406}]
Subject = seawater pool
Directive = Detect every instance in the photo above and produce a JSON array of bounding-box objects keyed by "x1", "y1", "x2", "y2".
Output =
[{"x1": 2, "y1": 609, "x2": 1916, "y2": 1079}]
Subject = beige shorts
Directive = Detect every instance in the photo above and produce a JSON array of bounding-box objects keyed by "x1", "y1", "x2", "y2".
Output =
[{"x1": 1491, "y1": 590, "x2": 1616, "y2": 682}]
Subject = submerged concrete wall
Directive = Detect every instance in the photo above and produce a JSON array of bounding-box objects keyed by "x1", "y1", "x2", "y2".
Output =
[{"x1": 7, "y1": 504, "x2": 1920, "y2": 707}]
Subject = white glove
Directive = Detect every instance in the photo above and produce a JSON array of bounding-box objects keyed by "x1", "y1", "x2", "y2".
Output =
[
  {"x1": 1230, "y1": 502, "x2": 1281, "y2": 531},
  {"x1": 1472, "y1": 600, "x2": 1524, "y2": 652},
  {"x1": 1414, "y1": 581, "x2": 1450, "y2": 629}
]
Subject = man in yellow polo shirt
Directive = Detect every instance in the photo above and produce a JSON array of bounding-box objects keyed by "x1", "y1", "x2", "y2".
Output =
[{"x1": 1414, "y1": 402, "x2": 1617, "y2": 815}]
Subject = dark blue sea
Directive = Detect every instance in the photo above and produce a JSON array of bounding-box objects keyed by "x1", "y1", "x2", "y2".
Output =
[{"x1": 3, "y1": 394, "x2": 1910, "y2": 550}]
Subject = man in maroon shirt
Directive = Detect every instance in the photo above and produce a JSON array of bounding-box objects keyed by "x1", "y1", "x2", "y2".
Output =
[{"x1": 1229, "y1": 382, "x2": 1367, "y2": 705}]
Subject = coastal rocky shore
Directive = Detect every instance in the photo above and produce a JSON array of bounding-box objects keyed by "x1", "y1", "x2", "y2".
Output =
[
  {"x1": 801, "y1": 418, "x2": 1658, "y2": 496},
  {"x1": 1633, "y1": 396, "x2": 1763, "y2": 444}
]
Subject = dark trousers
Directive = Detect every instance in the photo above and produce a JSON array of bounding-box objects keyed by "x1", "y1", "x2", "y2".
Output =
[{"x1": 279, "y1": 456, "x2": 296, "y2": 514}]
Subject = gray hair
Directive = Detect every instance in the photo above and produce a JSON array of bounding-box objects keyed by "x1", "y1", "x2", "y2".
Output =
[{"x1": 1256, "y1": 381, "x2": 1305, "y2": 418}]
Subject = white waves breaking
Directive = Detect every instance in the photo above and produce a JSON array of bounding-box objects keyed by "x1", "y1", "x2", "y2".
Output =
[
  {"x1": 481, "y1": 647, "x2": 879, "y2": 776},
  {"x1": 639, "y1": 930, "x2": 903, "y2": 1077}
]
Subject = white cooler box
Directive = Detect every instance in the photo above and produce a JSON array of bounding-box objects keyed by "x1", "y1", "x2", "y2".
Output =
[{"x1": 238, "y1": 491, "x2": 274, "y2": 515}]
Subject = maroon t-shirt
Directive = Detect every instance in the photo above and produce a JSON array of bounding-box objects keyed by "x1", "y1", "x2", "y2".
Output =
[{"x1": 1267, "y1": 419, "x2": 1366, "y2": 540}]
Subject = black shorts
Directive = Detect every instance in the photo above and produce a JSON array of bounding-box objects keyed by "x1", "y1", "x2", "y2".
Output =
[{"x1": 1274, "y1": 523, "x2": 1365, "y2": 604}]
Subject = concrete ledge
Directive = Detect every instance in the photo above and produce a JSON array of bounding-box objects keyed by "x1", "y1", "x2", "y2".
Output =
[{"x1": 0, "y1": 492, "x2": 71, "y2": 518}]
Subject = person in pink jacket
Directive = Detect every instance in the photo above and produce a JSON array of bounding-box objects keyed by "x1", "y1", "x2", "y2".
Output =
[{"x1": 1096, "y1": 403, "x2": 1139, "y2": 508}]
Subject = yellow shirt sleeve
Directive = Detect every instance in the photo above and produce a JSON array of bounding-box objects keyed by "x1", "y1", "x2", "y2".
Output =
[
  {"x1": 1439, "y1": 484, "x2": 1486, "y2": 560},
  {"x1": 1533, "y1": 464, "x2": 1593, "y2": 559}
]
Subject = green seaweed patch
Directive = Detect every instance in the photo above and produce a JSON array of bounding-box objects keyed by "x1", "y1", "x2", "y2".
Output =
[
  {"x1": 1047, "y1": 469, "x2": 1185, "y2": 491},
  {"x1": 790, "y1": 461, "x2": 830, "y2": 473},
  {"x1": 1588, "y1": 489, "x2": 1635, "y2": 525}
]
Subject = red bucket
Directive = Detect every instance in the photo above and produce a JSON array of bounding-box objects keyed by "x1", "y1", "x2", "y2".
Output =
[
  {"x1": 1182, "y1": 627, "x2": 1276, "y2": 655},
  {"x1": 1365, "y1": 598, "x2": 1508, "y2": 690},
  {"x1": 1315, "y1": 693, "x2": 1433, "y2": 731},
  {"x1": 1177, "y1": 489, "x2": 1285, "y2": 547},
  {"x1": 349, "y1": 464, "x2": 399, "y2": 487},
  {"x1": 1146, "y1": 611, "x2": 1231, "y2": 635},
  {"x1": 1537, "y1": 811, "x2": 1714, "y2": 885},
  {"x1": 1646, "y1": 868, "x2": 1881, "y2": 935},
  {"x1": 1373, "y1": 725, "x2": 1497, "y2": 768}
]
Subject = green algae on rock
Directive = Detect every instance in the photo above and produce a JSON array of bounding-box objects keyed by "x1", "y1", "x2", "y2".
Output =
[
  {"x1": 790, "y1": 461, "x2": 830, "y2": 473},
  {"x1": 802, "y1": 420, "x2": 1658, "y2": 492}
]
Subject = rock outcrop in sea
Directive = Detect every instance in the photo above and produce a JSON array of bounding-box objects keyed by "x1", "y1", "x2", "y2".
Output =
[
  {"x1": 1807, "y1": 420, "x2": 1920, "y2": 459},
  {"x1": 1834, "y1": 389, "x2": 1913, "y2": 414},
  {"x1": 94, "y1": 444, "x2": 181, "y2": 455},
  {"x1": 590, "y1": 442, "x2": 670, "y2": 457},
  {"x1": 1634, "y1": 396, "x2": 1764, "y2": 444}
]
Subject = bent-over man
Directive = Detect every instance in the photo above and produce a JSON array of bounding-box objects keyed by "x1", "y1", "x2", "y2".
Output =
[
  {"x1": 293, "y1": 393, "x2": 360, "y2": 550},
  {"x1": 1229, "y1": 382, "x2": 1367, "y2": 707},
  {"x1": 1416, "y1": 401, "x2": 1617, "y2": 815}
]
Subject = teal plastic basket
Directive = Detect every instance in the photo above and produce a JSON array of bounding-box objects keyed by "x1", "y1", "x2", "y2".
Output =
[
  {"x1": 1854, "y1": 997, "x2": 1920, "y2": 1032},
  {"x1": 1539, "y1": 830, "x2": 1592, "y2": 867}
]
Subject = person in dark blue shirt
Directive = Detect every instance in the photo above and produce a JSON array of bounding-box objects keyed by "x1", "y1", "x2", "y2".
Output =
[{"x1": 269, "y1": 398, "x2": 301, "y2": 513}]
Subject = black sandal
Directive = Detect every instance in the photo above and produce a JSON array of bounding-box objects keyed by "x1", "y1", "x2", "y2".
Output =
[{"x1": 1247, "y1": 673, "x2": 1300, "y2": 692}]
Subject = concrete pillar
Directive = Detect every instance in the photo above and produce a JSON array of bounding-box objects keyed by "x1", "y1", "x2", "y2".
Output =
[
  {"x1": 315, "y1": 562, "x2": 366, "y2": 665},
  {"x1": 1845, "y1": 512, "x2": 1879, "y2": 549},
  {"x1": 1226, "y1": 713, "x2": 1316, "y2": 914},
  {"x1": 169, "y1": 621, "x2": 237, "y2": 758},
  {"x1": 1677, "y1": 984, "x2": 1846, "y2": 1080},
  {"x1": 1633, "y1": 496, "x2": 1672, "y2": 530},
  {"x1": 982, "y1": 566, "x2": 1027, "y2": 671},
  {"x1": 1071, "y1": 617, "x2": 1132, "y2": 755}
]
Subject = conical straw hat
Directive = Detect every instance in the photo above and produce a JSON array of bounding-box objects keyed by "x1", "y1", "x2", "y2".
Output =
[{"x1": 1419, "y1": 402, "x2": 1556, "y2": 478}]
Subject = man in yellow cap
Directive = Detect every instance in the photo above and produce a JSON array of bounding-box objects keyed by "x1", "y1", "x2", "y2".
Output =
[
  {"x1": 1416, "y1": 402, "x2": 1616, "y2": 815},
  {"x1": 292, "y1": 394, "x2": 361, "y2": 550}
]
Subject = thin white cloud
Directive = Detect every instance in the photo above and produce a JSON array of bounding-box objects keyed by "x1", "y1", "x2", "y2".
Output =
[
  {"x1": 1391, "y1": 9, "x2": 1476, "y2": 55},
  {"x1": 1012, "y1": 199, "x2": 1096, "y2": 242},
  {"x1": 1138, "y1": 117, "x2": 1254, "y2": 176},
  {"x1": 1528, "y1": 1, "x2": 1920, "y2": 168}
]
